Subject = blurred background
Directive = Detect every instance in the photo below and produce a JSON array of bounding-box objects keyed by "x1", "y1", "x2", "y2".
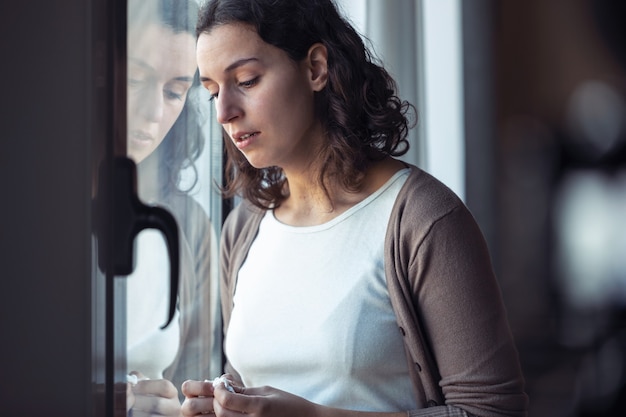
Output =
[
  {"x1": 494, "y1": 0, "x2": 626, "y2": 415},
  {"x1": 340, "y1": 0, "x2": 626, "y2": 415}
]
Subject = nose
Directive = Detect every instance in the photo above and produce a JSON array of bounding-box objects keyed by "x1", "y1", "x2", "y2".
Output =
[{"x1": 215, "y1": 89, "x2": 242, "y2": 125}]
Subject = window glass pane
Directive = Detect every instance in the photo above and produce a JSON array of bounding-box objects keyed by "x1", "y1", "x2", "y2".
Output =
[{"x1": 120, "y1": 0, "x2": 222, "y2": 412}]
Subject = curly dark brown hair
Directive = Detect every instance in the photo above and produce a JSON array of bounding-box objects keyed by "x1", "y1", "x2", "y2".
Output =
[{"x1": 197, "y1": 0, "x2": 416, "y2": 209}]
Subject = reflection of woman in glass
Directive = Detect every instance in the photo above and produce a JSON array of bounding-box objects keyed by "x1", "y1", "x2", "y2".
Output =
[{"x1": 125, "y1": 0, "x2": 218, "y2": 415}]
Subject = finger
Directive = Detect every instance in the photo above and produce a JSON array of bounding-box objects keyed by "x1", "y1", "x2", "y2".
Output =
[
  {"x1": 129, "y1": 370, "x2": 146, "y2": 379},
  {"x1": 128, "y1": 410, "x2": 157, "y2": 417},
  {"x1": 129, "y1": 410, "x2": 183, "y2": 417},
  {"x1": 127, "y1": 371, "x2": 149, "y2": 386},
  {"x1": 182, "y1": 379, "x2": 215, "y2": 398},
  {"x1": 213, "y1": 387, "x2": 256, "y2": 415},
  {"x1": 132, "y1": 393, "x2": 181, "y2": 416},
  {"x1": 214, "y1": 394, "x2": 253, "y2": 417},
  {"x1": 132, "y1": 379, "x2": 178, "y2": 399},
  {"x1": 181, "y1": 396, "x2": 214, "y2": 416}
]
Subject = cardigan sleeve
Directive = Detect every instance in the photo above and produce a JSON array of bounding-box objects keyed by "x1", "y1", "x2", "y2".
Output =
[
  {"x1": 418, "y1": 206, "x2": 527, "y2": 416},
  {"x1": 219, "y1": 200, "x2": 264, "y2": 381},
  {"x1": 387, "y1": 168, "x2": 528, "y2": 417}
]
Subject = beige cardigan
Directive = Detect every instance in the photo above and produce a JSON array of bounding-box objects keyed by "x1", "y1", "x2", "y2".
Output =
[{"x1": 220, "y1": 165, "x2": 529, "y2": 417}]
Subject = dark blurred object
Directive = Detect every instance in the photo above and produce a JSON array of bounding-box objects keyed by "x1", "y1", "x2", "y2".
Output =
[
  {"x1": 494, "y1": 0, "x2": 626, "y2": 415},
  {"x1": 591, "y1": 0, "x2": 626, "y2": 71},
  {"x1": 554, "y1": 2, "x2": 626, "y2": 416}
]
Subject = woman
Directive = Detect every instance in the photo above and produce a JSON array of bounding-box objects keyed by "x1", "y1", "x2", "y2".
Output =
[
  {"x1": 183, "y1": 0, "x2": 528, "y2": 416},
  {"x1": 125, "y1": 0, "x2": 220, "y2": 415}
]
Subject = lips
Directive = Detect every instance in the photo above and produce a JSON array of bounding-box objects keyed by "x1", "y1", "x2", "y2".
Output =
[
  {"x1": 234, "y1": 132, "x2": 259, "y2": 142},
  {"x1": 129, "y1": 130, "x2": 154, "y2": 144},
  {"x1": 233, "y1": 131, "x2": 259, "y2": 149}
]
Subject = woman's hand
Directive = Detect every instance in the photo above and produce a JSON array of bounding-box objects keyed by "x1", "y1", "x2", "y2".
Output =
[
  {"x1": 182, "y1": 376, "x2": 407, "y2": 417},
  {"x1": 212, "y1": 384, "x2": 318, "y2": 417},
  {"x1": 127, "y1": 372, "x2": 181, "y2": 417},
  {"x1": 180, "y1": 378, "x2": 216, "y2": 416}
]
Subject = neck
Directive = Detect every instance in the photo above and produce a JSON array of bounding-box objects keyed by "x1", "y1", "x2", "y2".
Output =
[
  {"x1": 275, "y1": 156, "x2": 406, "y2": 227},
  {"x1": 136, "y1": 153, "x2": 162, "y2": 203},
  {"x1": 278, "y1": 161, "x2": 334, "y2": 223},
  {"x1": 277, "y1": 157, "x2": 365, "y2": 226}
]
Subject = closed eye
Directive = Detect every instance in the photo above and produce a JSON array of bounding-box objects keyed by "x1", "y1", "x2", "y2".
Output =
[
  {"x1": 239, "y1": 77, "x2": 259, "y2": 88},
  {"x1": 205, "y1": 76, "x2": 258, "y2": 102},
  {"x1": 165, "y1": 89, "x2": 184, "y2": 101},
  {"x1": 164, "y1": 81, "x2": 192, "y2": 102}
]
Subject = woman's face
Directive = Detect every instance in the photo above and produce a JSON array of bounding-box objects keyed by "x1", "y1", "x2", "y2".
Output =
[
  {"x1": 196, "y1": 23, "x2": 325, "y2": 171},
  {"x1": 127, "y1": 23, "x2": 197, "y2": 164}
]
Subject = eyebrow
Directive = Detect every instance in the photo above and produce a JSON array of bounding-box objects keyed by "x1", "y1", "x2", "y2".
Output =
[
  {"x1": 200, "y1": 57, "x2": 259, "y2": 83},
  {"x1": 128, "y1": 57, "x2": 195, "y2": 82},
  {"x1": 171, "y1": 76, "x2": 195, "y2": 83}
]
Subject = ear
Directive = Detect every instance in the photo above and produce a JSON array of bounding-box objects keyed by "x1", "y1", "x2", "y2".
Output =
[{"x1": 306, "y1": 43, "x2": 328, "y2": 92}]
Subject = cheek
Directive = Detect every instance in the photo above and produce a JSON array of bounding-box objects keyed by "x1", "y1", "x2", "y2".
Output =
[
  {"x1": 158, "y1": 102, "x2": 185, "y2": 140},
  {"x1": 275, "y1": 91, "x2": 316, "y2": 135},
  {"x1": 126, "y1": 91, "x2": 141, "y2": 119},
  {"x1": 257, "y1": 81, "x2": 313, "y2": 124},
  {"x1": 281, "y1": 76, "x2": 315, "y2": 116}
]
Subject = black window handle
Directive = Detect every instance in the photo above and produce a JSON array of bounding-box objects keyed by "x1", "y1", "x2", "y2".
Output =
[{"x1": 95, "y1": 156, "x2": 179, "y2": 329}]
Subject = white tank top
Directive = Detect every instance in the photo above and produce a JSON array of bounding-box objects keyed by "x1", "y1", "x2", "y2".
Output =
[{"x1": 226, "y1": 168, "x2": 417, "y2": 412}]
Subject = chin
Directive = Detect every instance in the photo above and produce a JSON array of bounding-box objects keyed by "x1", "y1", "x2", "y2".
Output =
[
  {"x1": 248, "y1": 160, "x2": 276, "y2": 170},
  {"x1": 126, "y1": 150, "x2": 146, "y2": 165},
  {"x1": 241, "y1": 154, "x2": 267, "y2": 170}
]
